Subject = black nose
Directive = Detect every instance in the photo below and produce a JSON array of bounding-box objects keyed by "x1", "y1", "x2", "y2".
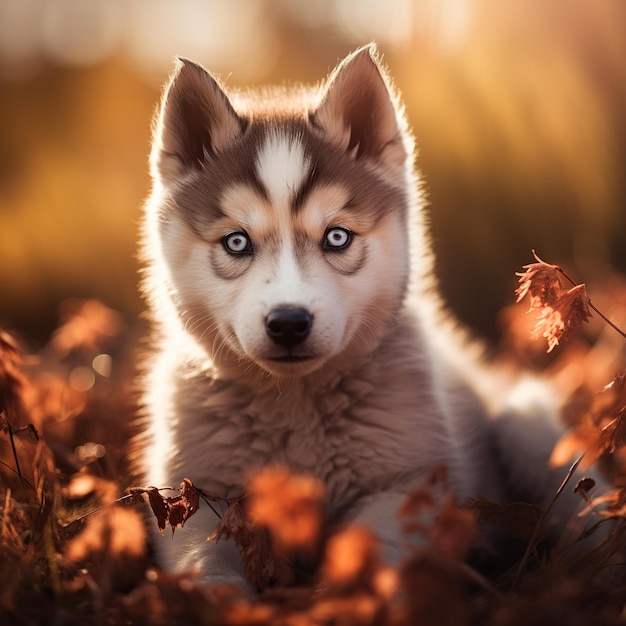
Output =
[{"x1": 265, "y1": 306, "x2": 313, "y2": 348}]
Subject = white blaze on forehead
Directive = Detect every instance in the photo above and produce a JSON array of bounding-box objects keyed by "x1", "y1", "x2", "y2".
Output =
[
  {"x1": 253, "y1": 131, "x2": 309, "y2": 302},
  {"x1": 256, "y1": 131, "x2": 310, "y2": 208}
]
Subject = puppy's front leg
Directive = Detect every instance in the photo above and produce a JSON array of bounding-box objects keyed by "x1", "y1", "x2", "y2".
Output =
[
  {"x1": 346, "y1": 491, "x2": 428, "y2": 564},
  {"x1": 152, "y1": 505, "x2": 251, "y2": 589}
]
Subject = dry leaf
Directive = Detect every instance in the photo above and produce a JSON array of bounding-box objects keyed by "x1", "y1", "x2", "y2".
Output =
[
  {"x1": 48, "y1": 299, "x2": 123, "y2": 357},
  {"x1": 320, "y1": 525, "x2": 380, "y2": 588},
  {"x1": 146, "y1": 487, "x2": 169, "y2": 534},
  {"x1": 399, "y1": 467, "x2": 478, "y2": 560},
  {"x1": 166, "y1": 478, "x2": 200, "y2": 533},
  {"x1": 581, "y1": 489, "x2": 626, "y2": 519},
  {"x1": 0, "y1": 332, "x2": 28, "y2": 425},
  {"x1": 145, "y1": 478, "x2": 200, "y2": 536},
  {"x1": 65, "y1": 506, "x2": 146, "y2": 563},
  {"x1": 551, "y1": 374, "x2": 626, "y2": 469},
  {"x1": 516, "y1": 251, "x2": 563, "y2": 310},
  {"x1": 515, "y1": 252, "x2": 594, "y2": 352},
  {"x1": 400, "y1": 552, "x2": 467, "y2": 626},
  {"x1": 532, "y1": 284, "x2": 592, "y2": 352},
  {"x1": 248, "y1": 466, "x2": 325, "y2": 556},
  {"x1": 398, "y1": 465, "x2": 447, "y2": 536},
  {"x1": 574, "y1": 477, "x2": 597, "y2": 503},
  {"x1": 431, "y1": 494, "x2": 479, "y2": 561},
  {"x1": 532, "y1": 306, "x2": 567, "y2": 353},
  {"x1": 211, "y1": 499, "x2": 278, "y2": 590}
]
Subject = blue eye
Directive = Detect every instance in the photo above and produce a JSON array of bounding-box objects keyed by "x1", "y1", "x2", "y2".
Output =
[
  {"x1": 323, "y1": 227, "x2": 352, "y2": 250},
  {"x1": 223, "y1": 231, "x2": 252, "y2": 255}
]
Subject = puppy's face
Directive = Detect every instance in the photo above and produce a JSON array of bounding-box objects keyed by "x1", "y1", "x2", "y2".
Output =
[{"x1": 145, "y1": 47, "x2": 413, "y2": 377}]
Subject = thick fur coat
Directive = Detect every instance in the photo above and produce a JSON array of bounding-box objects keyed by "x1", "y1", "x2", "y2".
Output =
[{"x1": 139, "y1": 45, "x2": 600, "y2": 587}]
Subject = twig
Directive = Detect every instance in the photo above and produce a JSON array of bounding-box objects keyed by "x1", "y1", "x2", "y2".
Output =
[
  {"x1": 66, "y1": 483, "x2": 239, "y2": 526},
  {"x1": 460, "y1": 562, "x2": 504, "y2": 600},
  {"x1": 0, "y1": 459, "x2": 35, "y2": 492},
  {"x1": 10, "y1": 423, "x2": 39, "y2": 440},
  {"x1": 587, "y1": 301, "x2": 626, "y2": 341},
  {"x1": 63, "y1": 490, "x2": 150, "y2": 527},
  {"x1": 1, "y1": 488, "x2": 11, "y2": 541},
  {"x1": 198, "y1": 491, "x2": 225, "y2": 520},
  {"x1": 510, "y1": 452, "x2": 585, "y2": 591},
  {"x1": 7, "y1": 424, "x2": 25, "y2": 490},
  {"x1": 196, "y1": 485, "x2": 244, "y2": 520}
]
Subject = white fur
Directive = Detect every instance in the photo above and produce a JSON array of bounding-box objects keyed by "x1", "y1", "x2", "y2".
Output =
[
  {"x1": 140, "y1": 46, "x2": 609, "y2": 588},
  {"x1": 256, "y1": 131, "x2": 310, "y2": 210}
]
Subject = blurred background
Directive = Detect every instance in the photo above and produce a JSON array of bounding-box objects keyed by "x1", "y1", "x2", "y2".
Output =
[{"x1": 1, "y1": 0, "x2": 625, "y2": 347}]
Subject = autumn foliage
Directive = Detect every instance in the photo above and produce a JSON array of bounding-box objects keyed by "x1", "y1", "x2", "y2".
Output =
[{"x1": 1, "y1": 255, "x2": 626, "y2": 624}]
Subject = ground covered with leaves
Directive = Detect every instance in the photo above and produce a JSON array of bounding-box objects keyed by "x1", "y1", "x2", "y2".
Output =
[{"x1": 2, "y1": 256, "x2": 626, "y2": 625}]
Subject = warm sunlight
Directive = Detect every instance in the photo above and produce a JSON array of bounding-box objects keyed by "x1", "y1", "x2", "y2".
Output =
[
  {"x1": 1, "y1": 2, "x2": 626, "y2": 624},
  {"x1": 2, "y1": 0, "x2": 624, "y2": 342}
]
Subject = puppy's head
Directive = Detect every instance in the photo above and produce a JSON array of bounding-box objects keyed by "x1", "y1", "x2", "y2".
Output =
[{"x1": 143, "y1": 46, "x2": 417, "y2": 377}]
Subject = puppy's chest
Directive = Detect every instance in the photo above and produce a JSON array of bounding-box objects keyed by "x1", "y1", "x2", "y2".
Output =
[{"x1": 172, "y1": 376, "x2": 427, "y2": 508}]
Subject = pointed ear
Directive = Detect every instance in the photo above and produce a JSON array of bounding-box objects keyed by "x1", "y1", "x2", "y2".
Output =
[
  {"x1": 311, "y1": 45, "x2": 408, "y2": 170},
  {"x1": 151, "y1": 58, "x2": 245, "y2": 183}
]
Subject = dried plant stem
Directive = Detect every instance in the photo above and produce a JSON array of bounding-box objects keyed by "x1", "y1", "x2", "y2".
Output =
[
  {"x1": 68, "y1": 483, "x2": 234, "y2": 528},
  {"x1": 510, "y1": 452, "x2": 585, "y2": 591},
  {"x1": 7, "y1": 425, "x2": 25, "y2": 490},
  {"x1": 1, "y1": 488, "x2": 10, "y2": 541},
  {"x1": 0, "y1": 459, "x2": 35, "y2": 492},
  {"x1": 44, "y1": 516, "x2": 62, "y2": 599},
  {"x1": 197, "y1": 491, "x2": 226, "y2": 520},
  {"x1": 587, "y1": 301, "x2": 626, "y2": 340},
  {"x1": 460, "y1": 562, "x2": 504, "y2": 600}
]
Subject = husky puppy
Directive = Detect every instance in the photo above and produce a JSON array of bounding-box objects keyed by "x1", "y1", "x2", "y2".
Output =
[{"x1": 140, "y1": 45, "x2": 598, "y2": 586}]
